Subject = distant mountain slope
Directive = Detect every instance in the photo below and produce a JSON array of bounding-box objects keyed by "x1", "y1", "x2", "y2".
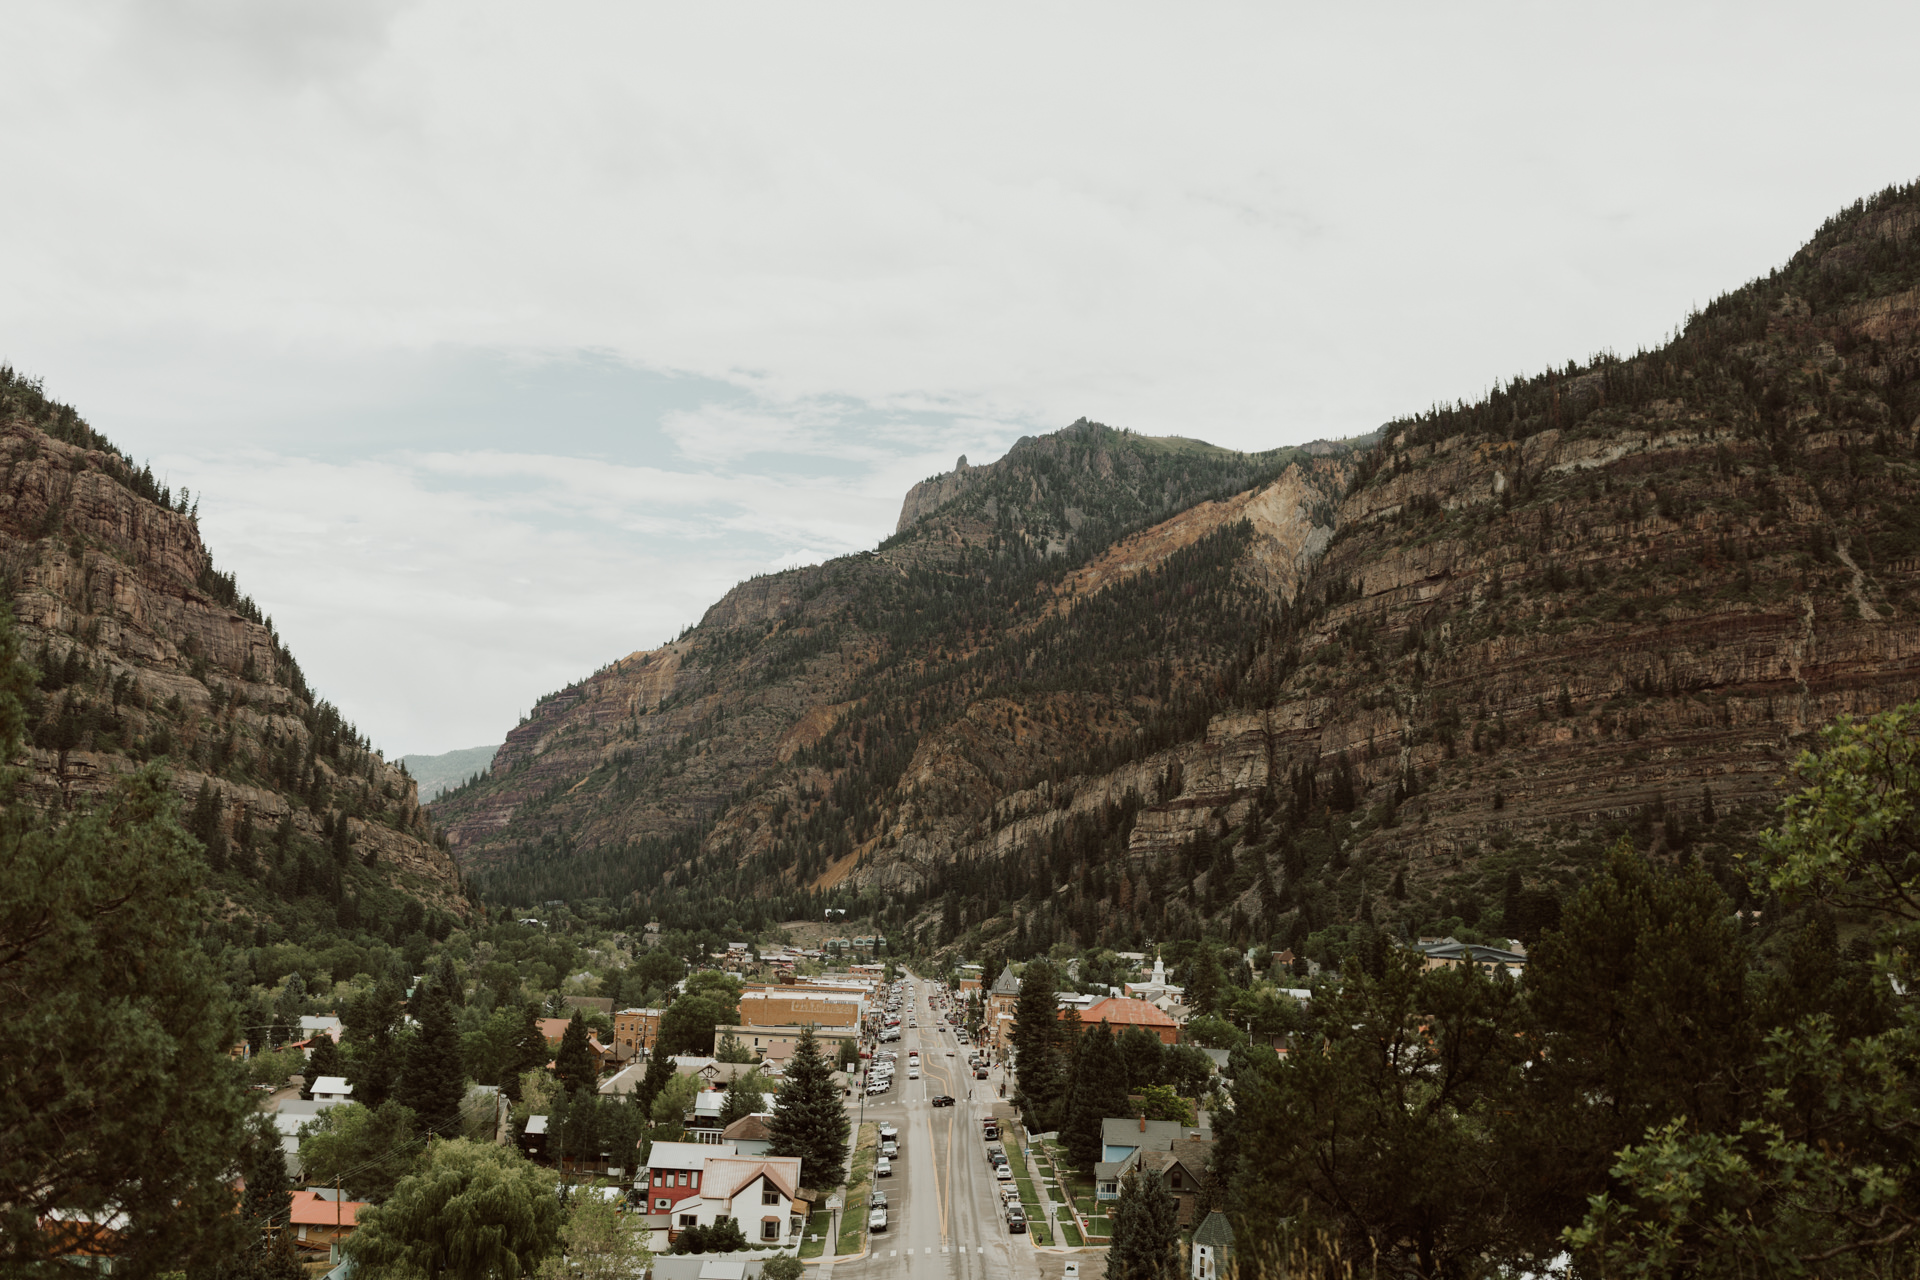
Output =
[
  {"x1": 440, "y1": 181, "x2": 1920, "y2": 968},
  {"x1": 401, "y1": 745, "x2": 501, "y2": 801},
  {"x1": 428, "y1": 422, "x2": 1353, "y2": 914},
  {"x1": 0, "y1": 369, "x2": 468, "y2": 932}
]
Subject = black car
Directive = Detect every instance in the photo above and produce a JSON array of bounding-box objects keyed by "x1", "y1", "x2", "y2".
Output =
[{"x1": 931, "y1": 1094, "x2": 956, "y2": 1107}]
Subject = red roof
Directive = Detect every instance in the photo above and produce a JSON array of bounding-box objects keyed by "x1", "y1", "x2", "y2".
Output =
[
  {"x1": 1063, "y1": 997, "x2": 1179, "y2": 1029},
  {"x1": 289, "y1": 1191, "x2": 365, "y2": 1228}
]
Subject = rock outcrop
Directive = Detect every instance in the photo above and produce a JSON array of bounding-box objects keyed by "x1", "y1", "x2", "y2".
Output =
[{"x1": 0, "y1": 399, "x2": 466, "y2": 923}]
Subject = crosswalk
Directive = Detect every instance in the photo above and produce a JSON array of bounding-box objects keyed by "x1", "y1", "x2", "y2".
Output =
[{"x1": 882, "y1": 1248, "x2": 988, "y2": 1255}]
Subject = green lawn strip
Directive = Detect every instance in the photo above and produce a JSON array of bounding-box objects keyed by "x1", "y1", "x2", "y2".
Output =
[
  {"x1": 1060, "y1": 1222, "x2": 1085, "y2": 1247},
  {"x1": 836, "y1": 1122, "x2": 879, "y2": 1256},
  {"x1": 797, "y1": 1210, "x2": 832, "y2": 1259}
]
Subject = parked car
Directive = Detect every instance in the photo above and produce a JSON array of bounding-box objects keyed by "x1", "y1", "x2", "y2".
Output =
[
  {"x1": 975, "y1": 1068, "x2": 988, "y2": 1079},
  {"x1": 871, "y1": 1189, "x2": 888, "y2": 1208},
  {"x1": 876, "y1": 1157, "x2": 893, "y2": 1177},
  {"x1": 1007, "y1": 1209, "x2": 1028, "y2": 1234},
  {"x1": 869, "y1": 1206, "x2": 888, "y2": 1233},
  {"x1": 995, "y1": 1163, "x2": 1013, "y2": 1181},
  {"x1": 881, "y1": 1140, "x2": 898, "y2": 1158}
]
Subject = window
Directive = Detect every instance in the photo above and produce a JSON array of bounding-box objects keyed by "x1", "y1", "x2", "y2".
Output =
[
  {"x1": 762, "y1": 1218, "x2": 780, "y2": 1241},
  {"x1": 678, "y1": 1214, "x2": 697, "y2": 1228},
  {"x1": 677, "y1": 1172, "x2": 687, "y2": 1186},
  {"x1": 1171, "y1": 1170, "x2": 1183, "y2": 1189},
  {"x1": 654, "y1": 1198, "x2": 670, "y2": 1211},
  {"x1": 692, "y1": 1171, "x2": 701, "y2": 1188},
  {"x1": 763, "y1": 1190, "x2": 781, "y2": 1205}
]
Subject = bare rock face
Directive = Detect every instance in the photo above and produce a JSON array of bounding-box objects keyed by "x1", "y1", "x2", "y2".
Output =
[
  {"x1": 0, "y1": 417, "x2": 466, "y2": 921},
  {"x1": 895, "y1": 455, "x2": 978, "y2": 533}
]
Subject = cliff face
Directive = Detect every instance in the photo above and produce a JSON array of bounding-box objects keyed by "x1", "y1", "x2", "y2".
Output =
[
  {"x1": 0, "y1": 396, "x2": 466, "y2": 924},
  {"x1": 430, "y1": 423, "x2": 1349, "y2": 900},
  {"x1": 439, "y1": 183, "x2": 1920, "y2": 961}
]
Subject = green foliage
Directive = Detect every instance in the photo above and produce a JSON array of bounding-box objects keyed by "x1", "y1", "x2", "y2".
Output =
[
  {"x1": 670, "y1": 1217, "x2": 749, "y2": 1254},
  {"x1": 0, "y1": 603, "x2": 254, "y2": 1273},
  {"x1": 1759, "y1": 701, "x2": 1920, "y2": 922},
  {"x1": 555, "y1": 1010, "x2": 598, "y2": 1095},
  {"x1": 767, "y1": 1027, "x2": 850, "y2": 1189},
  {"x1": 396, "y1": 981, "x2": 467, "y2": 1137},
  {"x1": 536, "y1": 1192, "x2": 651, "y2": 1280},
  {"x1": 298, "y1": 1100, "x2": 423, "y2": 1202},
  {"x1": 349, "y1": 1139, "x2": 562, "y2": 1280},
  {"x1": 1011, "y1": 960, "x2": 1066, "y2": 1132},
  {"x1": 1136, "y1": 1084, "x2": 1194, "y2": 1125},
  {"x1": 714, "y1": 1032, "x2": 753, "y2": 1063},
  {"x1": 1227, "y1": 950, "x2": 1526, "y2": 1275},
  {"x1": 1108, "y1": 1166, "x2": 1181, "y2": 1280},
  {"x1": 303, "y1": 1033, "x2": 341, "y2": 1100},
  {"x1": 1061, "y1": 1023, "x2": 1132, "y2": 1169}
]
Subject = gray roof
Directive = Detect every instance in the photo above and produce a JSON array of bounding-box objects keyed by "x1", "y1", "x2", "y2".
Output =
[
  {"x1": 1415, "y1": 940, "x2": 1528, "y2": 965},
  {"x1": 1193, "y1": 1209, "x2": 1235, "y2": 1249},
  {"x1": 1199, "y1": 1047, "x2": 1231, "y2": 1070},
  {"x1": 1099, "y1": 1117, "x2": 1196, "y2": 1151},
  {"x1": 989, "y1": 964, "x2": 1021, "y2": 997}
]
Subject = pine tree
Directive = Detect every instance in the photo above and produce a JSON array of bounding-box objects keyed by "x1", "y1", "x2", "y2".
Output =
[
  {"x1": 395, "y1": 982, "x2": 466, "y2": 1137},
  {"x1": 341, "y1": 976, "x2": 405, "y2": 1109},
  {"x1": 1061, "y1": 1023, "x2": 1132, "y2": 1170},
  {"x1": 1185, "y1": 945, "x2": 1226, "y2": 1018},
  {"x1": 555, "y1": 1010, "x2": 598, "y2": 1096},
  {"x1": 302, "y1": 1033, "x2": 340, "y2": 1101},
  {"x1": 1012, "y1": 960, "x2": 1065, "y2": 1131},
  {"x1": 766, "y1": 1026, "x2": 850, "y2": 1189},
  {"x1": 1108, "y1": 1166, "x2": 1181, "y2": 1280}
]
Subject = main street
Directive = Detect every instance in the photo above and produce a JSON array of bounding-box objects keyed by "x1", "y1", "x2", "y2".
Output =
[{"x1": 831, "y1": 974, "x2": 1036, "y2": 1280}]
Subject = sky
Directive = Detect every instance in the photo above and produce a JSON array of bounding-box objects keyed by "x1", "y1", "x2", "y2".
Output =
[{"x1": 1, "y1": 2, "x2": 1916, "y2": 758}]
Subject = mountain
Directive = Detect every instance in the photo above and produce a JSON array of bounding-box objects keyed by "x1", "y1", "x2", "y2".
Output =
[
  {"x1": 436, "y1": 180, "x2": 1920, "y2": 966},
  {"x1": 401, "y1": 744, "x2": 501, "y2": 802},
  {"x1": 430, "y1": 425, "x2": 1352, "y2": 907},
  {"x1": 0, "y1": 369, "x2": 468, "y2": 936}
]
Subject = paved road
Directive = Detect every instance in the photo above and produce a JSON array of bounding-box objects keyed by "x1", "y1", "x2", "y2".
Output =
[{"x1": 837, "y1": 974, "x2": 1035, "y2": 1280}]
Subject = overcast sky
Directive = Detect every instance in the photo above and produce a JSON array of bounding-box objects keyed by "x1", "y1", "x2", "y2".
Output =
[{"x1": 2, "y1": 2, "x2": 1915, "y2": 758}]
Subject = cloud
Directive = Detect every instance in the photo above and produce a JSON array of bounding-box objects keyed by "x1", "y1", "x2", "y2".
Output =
[{"x1": 3, "y1": 1, "x2": 1917, "y2": 751}]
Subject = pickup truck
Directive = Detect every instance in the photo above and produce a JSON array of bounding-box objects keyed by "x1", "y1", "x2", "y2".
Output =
[{"x1": 869, "y1": 1205, "x2": 888, "y2": 1233}]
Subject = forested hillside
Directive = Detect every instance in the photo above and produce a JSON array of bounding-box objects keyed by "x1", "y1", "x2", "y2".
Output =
[
  {"x1": 0, "y1": 368, "x2": 468, "y2": 944},
  {"x1": 431, "y1": 424, "x2": 1351, "y2": 921},
  {"x1": 433, "y1": 183, "x2": 1920, "y2": 989}
]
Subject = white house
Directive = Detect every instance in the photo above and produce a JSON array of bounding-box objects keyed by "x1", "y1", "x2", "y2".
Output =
[
  {"x1": 309, "y1": 1076, "x2": 353, "y2": 1103},
  {"x1": 683, "y1": 1156, "x2": 806, "y2": 1246}
]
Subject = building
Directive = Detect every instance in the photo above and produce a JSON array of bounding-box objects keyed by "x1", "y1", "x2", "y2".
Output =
[
  {"x1": 1124, "y1": 956, "x2": 1186, "y2": 1006},
  {"x1": 1122, "y1": 1138, "x2": 1215, "y2": 1227},
  {"x1": 714, "y1": 1023, "x2": 857, "y2": 1059},
  {"x1": 736, "y1": 989, "x2": 864, "y2": 1031},
  {"x1": 678, "y1": 1156, "x2": 807, "y2": 1246},
  {"x1": 289, "y1": 1189, "x2": 366, "y2": 1255},
  {"x1": 613, "y1": 1008, "x2": 664, "y2": 1062},
  {"x1": 1094, "y1": 1116, "x2": 1210, "y2": 1200},
  {"x1": 644, "y1": 1140, "x2": 737, "y2": 1215},
  {"x1": 1060, "y1": 997, "x2": 1181, "y2": 1045},
  {"x1": 1414, "y1": 937, "x2": 1528, "y2": 976},
  {"x1": 1192, "y1": 1211, "x2": 1236, "y2": 1279},
  {"x1": 722, "y1": 1114, "x2": 775, "y2": 1157},
  {"x1": 985, "y1": 964, "x2": 1021, "y2": 1052},
  {"x1": 309, "y1": 1076, "x2": 354, "y2": 1103}
]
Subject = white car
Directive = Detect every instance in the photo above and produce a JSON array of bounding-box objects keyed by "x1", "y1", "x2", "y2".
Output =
[
  {"x1": 908, "y1": 1067, "x2": 919, "y2": 1079},
  {"x1": 876, "y1": 1156, "x2": 893, "y2": 1178},
  {"x1": 869, "y1": 1206, "x2": 888, "y2": 1233}
]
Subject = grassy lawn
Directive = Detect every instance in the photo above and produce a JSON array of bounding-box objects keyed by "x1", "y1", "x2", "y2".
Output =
[
  {"x1": 836, "y1": 1122, "x2": 879, "y2": 1256},
  {"x1": 797, "y1": 1210, "x2": 832, "y2": 1259},
  {"x1": 1060, "y1": 1222, "x2": 1085, "y2": 1246}
]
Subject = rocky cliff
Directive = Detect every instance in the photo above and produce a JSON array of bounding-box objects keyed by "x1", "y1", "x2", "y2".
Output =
[
  {"x1": 439, "y1": 183, "x2": 1920, "y2": 965},
  {"x1": 0, "y1": 374, "x2": 467, "y2": 927}
]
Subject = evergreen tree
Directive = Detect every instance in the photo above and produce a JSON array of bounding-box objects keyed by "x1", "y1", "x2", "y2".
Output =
[
  {"x1": 766, "y1": 1027, "x2": 850, "y2": 1189},
  {"x1": 1011, "y1": 961, "x2": 1065, "y2": 1131},
  {"x1": 634, "y1": 1052, "x2": 676, "y2": 1118},
  {"x1": 301, "y1": 1034, "x2": 341, "y2": 1101},
  {"x1": 395, "y1": 982, "x2": 466, "y2": 1138},
  {"x1": 215, "y1": 1114, "x2": 304, "y2": 1280},
  {"x1": 0, "y1": 605, "x2": 253, "y2": 1274},
  {"x1": 555, "y1": 1010, "x2": 598, "y2": 1096},
  {"x1": 1061, "y1": 1023, "x2": 1132, "y2": 1170},
  {"x1": 718, "y1": 1068, "x2": 773, "y2": 1128},
  {"x1": 501, "y1": 1001, "x2": 549, "y2": 1100},
  {"x1": 341, "y1": 975, "x2": 406, "y2": 1109},
  {"x1": 1107, "y1": 1167, "x2": 1181, "y2": 1280},
  {"x1": 1184, "y1": 945, "x2": 1226, "y2": 1018}
]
